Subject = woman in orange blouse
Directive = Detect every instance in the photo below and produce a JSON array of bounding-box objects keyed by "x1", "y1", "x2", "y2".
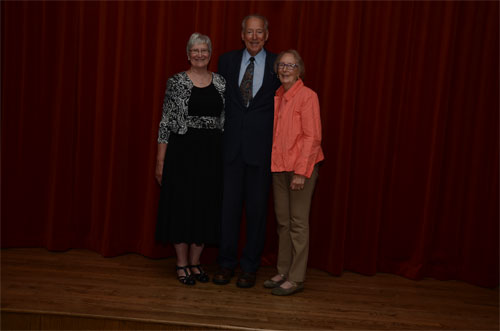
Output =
[{"x1": 264, "y1": 50, "x2": 324, "y2": 296}]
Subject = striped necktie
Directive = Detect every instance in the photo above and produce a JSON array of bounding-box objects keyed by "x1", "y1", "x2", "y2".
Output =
[{"x1": 239, "y1": 57, "x2": 255, "y2": 107}]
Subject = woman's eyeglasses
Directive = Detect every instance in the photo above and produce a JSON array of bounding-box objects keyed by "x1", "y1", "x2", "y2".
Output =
[
  {"x1": 190, "y1": 49, "x2": 209, "y2": 55},
  {"x1": 278, "y1": 63, "x2": 298, "y2": 70}
]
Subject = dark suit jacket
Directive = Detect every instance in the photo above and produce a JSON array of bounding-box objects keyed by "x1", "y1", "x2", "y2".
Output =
[{"x1": 218, "y1": 49, "x2": 281, "y2": 167}]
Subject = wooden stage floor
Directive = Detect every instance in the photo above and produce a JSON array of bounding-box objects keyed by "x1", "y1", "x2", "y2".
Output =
[{"x1": 1, "y1": 248, "x2": 498, "y2": 330}]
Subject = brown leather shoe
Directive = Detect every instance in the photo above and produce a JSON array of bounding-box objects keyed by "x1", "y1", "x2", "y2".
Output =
[
  {"x1": 263, "y1": 274, "x2": 286, "y2": 288},
  {"x1": 212, "y1": 267, "x2": 234, "y2": 285},
  {"x1": 236, "y1": 272, "x2": 256, "y2": 288},
  {"x1": 271, "y1": 281, "x2": 304, "y2": 296}
]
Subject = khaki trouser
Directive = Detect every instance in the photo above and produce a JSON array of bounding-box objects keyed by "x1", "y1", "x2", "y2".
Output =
[{"x1": 272, "y1": 164, "x2": 319, "y2": 283}]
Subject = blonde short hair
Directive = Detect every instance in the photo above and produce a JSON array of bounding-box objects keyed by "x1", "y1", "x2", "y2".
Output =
[
  {"x1": 186, "y1": 32, "x2": 212, "y2": 57},
  {"x1": 274, "y1": 49, "x2": 305, "y2": 79}
]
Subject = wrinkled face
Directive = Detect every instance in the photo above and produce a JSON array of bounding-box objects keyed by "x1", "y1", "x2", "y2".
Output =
[
  {"x1": 241, "y1": 17, "x2": 268, "y2": 56},
  {"x1": 277, "y1": 53, "x2": 299, "y2": 88},
  {"x1": 188, "y1": 42, "x2": 210, "y2": 68}
]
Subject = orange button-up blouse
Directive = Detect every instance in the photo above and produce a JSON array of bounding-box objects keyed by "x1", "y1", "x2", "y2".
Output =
[{"x1": 271, "y1": 79, "x2": 324, "y2": 178}]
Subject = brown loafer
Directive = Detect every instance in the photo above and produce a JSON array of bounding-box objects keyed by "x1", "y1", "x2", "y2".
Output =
[
  {"x1": 263, "y1": 274, "x2": 286, "y2": 288},
  {"x1": 236, "y1": 272, "x2": 256, "y2": 288},
  {"x1": 271, "y1": 281, "x2": 304, "y2": 296},
  {"x1": 213, "y1": 267, "x2": 234, "y2": 285}
]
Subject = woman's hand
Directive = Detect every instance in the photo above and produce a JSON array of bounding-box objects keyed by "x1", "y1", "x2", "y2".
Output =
[
  {"x1": 155, "y1": 143, "x2": 167, "y2": 185},
  {"x1": 290, "y1": 174, "x2": 306, "y2": 191},
  {"x1": 155, "y1": 160, "x2": 164, "y2": 185}
]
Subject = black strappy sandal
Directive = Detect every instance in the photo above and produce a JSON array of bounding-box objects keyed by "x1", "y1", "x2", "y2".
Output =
[
  {"x1": 189, "y1": 264, "x2": 210, "y2": 283},
  {"x1": 176, "y1": 265, "x2": 195, "y2": 285}
]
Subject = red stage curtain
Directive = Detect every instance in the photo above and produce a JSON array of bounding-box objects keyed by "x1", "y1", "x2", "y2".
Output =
[{"x1": 2, "y1": 1, "x2": 498, "y2": 287}]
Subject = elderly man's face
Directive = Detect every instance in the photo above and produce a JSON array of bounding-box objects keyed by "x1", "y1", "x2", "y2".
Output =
[{"x1": 241, "y1": 17, "x2": 268, "y2": 56}]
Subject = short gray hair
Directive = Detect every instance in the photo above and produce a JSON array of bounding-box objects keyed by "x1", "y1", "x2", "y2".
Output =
[
  {"x1": 274, "y1": 49, "x2": 306, "y2": 79},
  {"x1": 186, "y1": 32, "x2": 212, "y2": 56},
  {"x1": 241, "y1": 14, "x2": 269, "y2": 32}
]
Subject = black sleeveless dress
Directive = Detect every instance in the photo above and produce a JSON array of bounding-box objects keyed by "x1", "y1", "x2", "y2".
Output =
[{"x1": 156, "y1": 83, "x2": 223, "y2": 245}]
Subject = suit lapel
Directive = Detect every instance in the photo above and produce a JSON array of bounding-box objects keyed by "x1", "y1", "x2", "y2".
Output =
[
  {"x1": 232, "y1": 50, "x2": 244, "y2": 85},
  {"x1": 231, "y1": 50, "x2": 245, "y2": 107}
]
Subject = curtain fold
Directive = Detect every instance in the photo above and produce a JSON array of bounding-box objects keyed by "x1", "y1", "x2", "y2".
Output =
[{"x1": 2, "y1": 0, "x2": 498, "y2": 287}]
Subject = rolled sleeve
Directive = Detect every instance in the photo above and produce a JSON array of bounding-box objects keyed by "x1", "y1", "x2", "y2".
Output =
[{"x1": 293, "y1": 93, "x2": 322, "y2": 178}]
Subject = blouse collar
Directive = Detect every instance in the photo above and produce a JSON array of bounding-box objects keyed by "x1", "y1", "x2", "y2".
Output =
[{"x1": 276, "y1": 78, "x2": 304, "y2": 101}]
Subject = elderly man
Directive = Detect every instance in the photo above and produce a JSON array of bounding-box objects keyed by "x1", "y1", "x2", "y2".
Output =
[{"x1": 214, "y1": 14, "x2": 281, "y2": 288}]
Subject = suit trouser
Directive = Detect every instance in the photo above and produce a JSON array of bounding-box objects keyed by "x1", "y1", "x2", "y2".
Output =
[
  {"x1": 272, "y1": 165, "x2": 319, "y2": 283},
  {"x1": 218, "y1": 155, "x2": 271, "y2": 272}
]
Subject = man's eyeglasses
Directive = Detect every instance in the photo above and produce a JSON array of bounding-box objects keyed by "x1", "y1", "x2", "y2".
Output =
[
  {"x1": 278, "y1": 63, "x2": 298, "y2": 70},
  {"x1": 190, "y1": 49, "x2": 209, "y2": 55}
]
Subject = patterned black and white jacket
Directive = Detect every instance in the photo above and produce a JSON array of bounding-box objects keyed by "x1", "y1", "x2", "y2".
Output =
[{"x1": 157, "y1": 71, "x2": 225, "y2": 143}]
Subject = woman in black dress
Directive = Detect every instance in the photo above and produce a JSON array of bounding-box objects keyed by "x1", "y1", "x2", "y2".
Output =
[{"x1": 155, "y1": 33, "x2": 225, "y2": 285}]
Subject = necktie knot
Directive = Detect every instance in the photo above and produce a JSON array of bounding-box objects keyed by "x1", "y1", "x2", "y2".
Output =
[{"x1": 240, "y1": 57, "x2": 255, "y2": 107}]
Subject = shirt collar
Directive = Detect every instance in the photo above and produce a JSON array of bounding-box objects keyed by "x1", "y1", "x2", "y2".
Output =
[
  {"x1": 276, "y1": 79, "x2": 304, "y2": 101},
  {"x1": 243, "y1": 48, "x2": 266, "y2": 65}
]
